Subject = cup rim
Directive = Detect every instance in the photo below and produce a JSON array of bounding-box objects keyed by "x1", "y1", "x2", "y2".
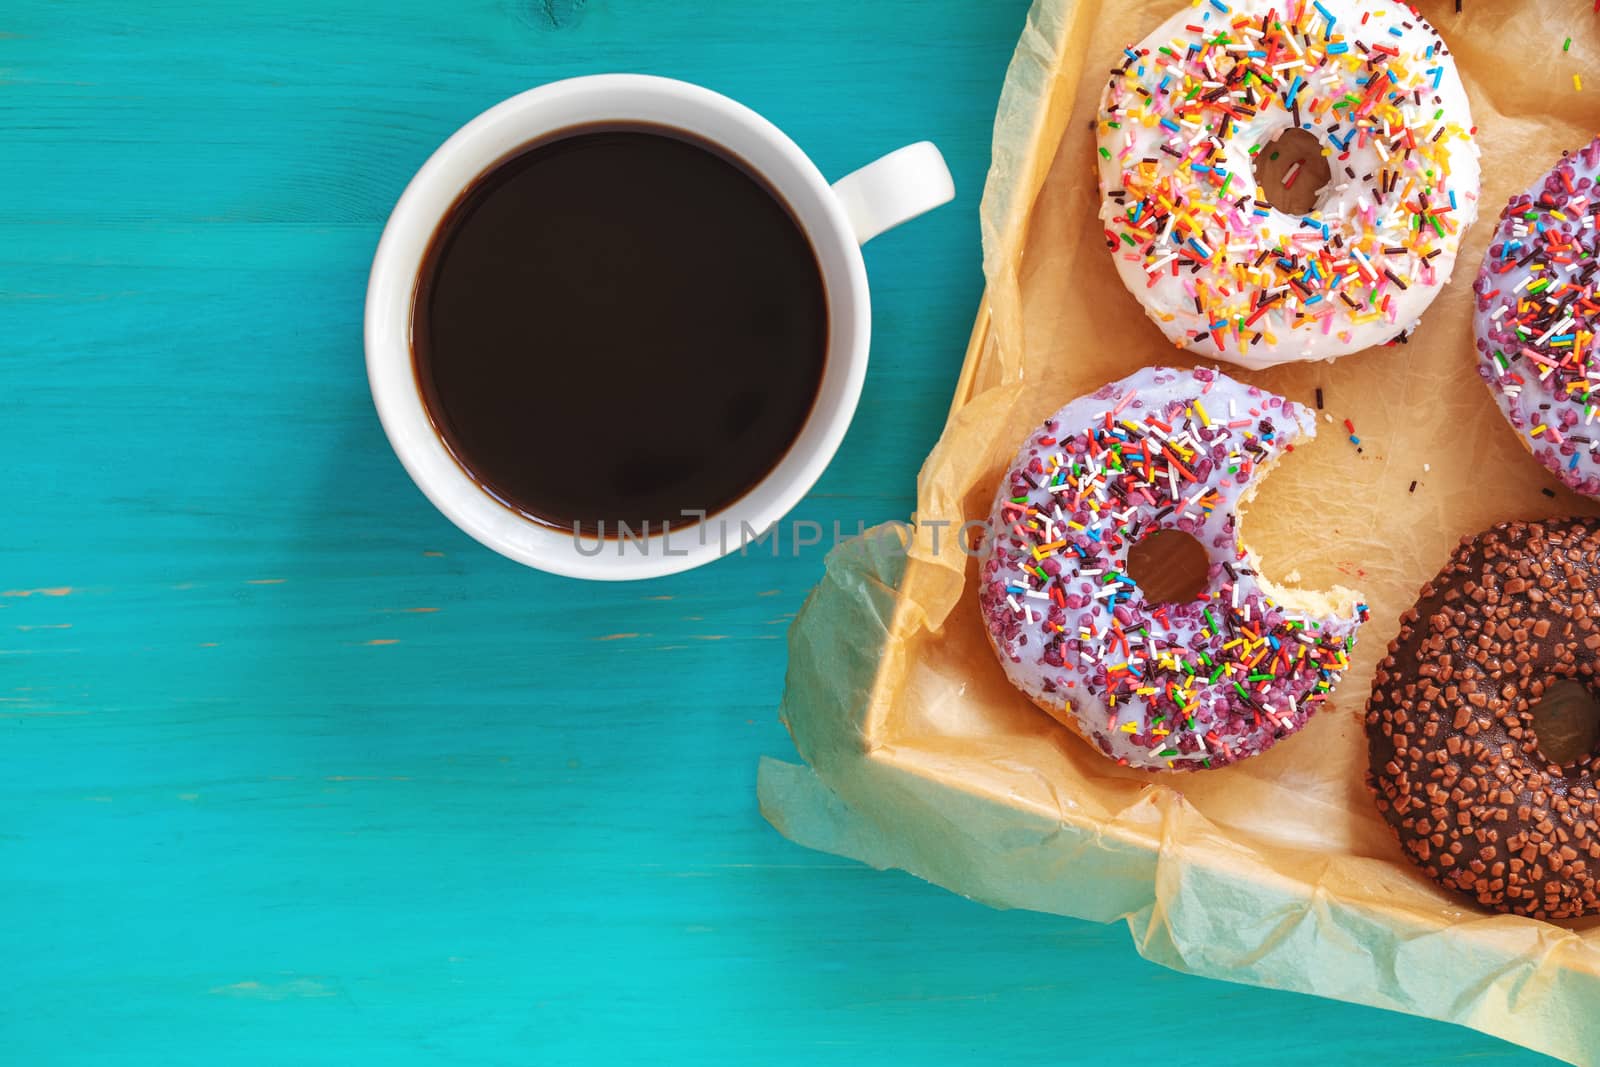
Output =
[{"x1": 364, "y1": 74, "x2": 871, "y2": 581}]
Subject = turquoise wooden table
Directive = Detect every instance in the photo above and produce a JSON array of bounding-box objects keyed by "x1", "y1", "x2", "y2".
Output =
[{"x1": 0, "y1": 2, "x2": 1555, "y2": 1063}]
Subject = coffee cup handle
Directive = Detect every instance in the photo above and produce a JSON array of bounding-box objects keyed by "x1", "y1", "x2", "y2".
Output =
[{"x1": 830, "y1": 142, "x2": 955, "y2": 245}]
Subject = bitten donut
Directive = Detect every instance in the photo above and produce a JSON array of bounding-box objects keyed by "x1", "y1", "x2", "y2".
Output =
[
  {"x1": 1474, "y1": 138, "x2": 1600, "y2": 499},
  {"x1": 1095, "y1": 0, "x2": 1480, "y2": 369},
  {"x1": 978, "y1": 366, "x2": 1367, "y2": 772},
  {"x1": 1367, "y1": 520, "x2": 1600, "y2": 920}
]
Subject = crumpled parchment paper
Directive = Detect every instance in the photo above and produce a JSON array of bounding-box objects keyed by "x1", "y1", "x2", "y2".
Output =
[{"x1": 758, "y1": 2, "x2": 1600, "y2": 1061}]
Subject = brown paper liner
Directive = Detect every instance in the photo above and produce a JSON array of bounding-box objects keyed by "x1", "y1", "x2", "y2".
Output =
[{"x1": 760, "y1": 2, "x2": 1600, "y2": 1061}]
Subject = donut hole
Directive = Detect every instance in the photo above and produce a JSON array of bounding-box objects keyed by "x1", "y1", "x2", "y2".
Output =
[
  {"x1": 1253, "y1": 128, "x2": 1331, "y2": 216},
  {"x1": 1126, "y1": 529, "x2": 1210, "y2": 605},
  {"x1": 1529, "y1": 678, "x2": 1600, "y2": 768}
]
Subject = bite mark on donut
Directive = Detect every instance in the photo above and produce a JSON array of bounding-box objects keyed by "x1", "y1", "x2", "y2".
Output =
[
  {"x1": 979, "y1": 366, "x2": 1368, "y2": 772},
  {"x1": 1236, "y1": 446, "x2": 1364, "y2": 621}
]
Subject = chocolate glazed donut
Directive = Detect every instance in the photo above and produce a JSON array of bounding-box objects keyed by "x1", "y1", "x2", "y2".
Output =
[{"x1": 1366, "y1": 519, "x2": 1600, "y2": 919}]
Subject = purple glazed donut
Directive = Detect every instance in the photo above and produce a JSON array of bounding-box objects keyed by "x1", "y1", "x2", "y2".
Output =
[
  {"x1": 1474, "y1": 137, "x2": 1600, "y2": 498},
  {"x1": 977, "y1": 366, "x2": 1368, "y2": 771}
]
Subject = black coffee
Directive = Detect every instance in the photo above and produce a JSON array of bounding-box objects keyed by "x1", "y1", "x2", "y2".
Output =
[{"x1": 412, "y1": 123, "x2": 828, "y2": 534}]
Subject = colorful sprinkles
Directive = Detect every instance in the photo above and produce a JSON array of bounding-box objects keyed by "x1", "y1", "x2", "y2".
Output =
[
  {"x1": 1473, "y1": 137, "x2": 1600, "y2": 499},
  {"x1": 979, "y1": 367, "x2": 1368, "y2": 772},
  {"x1": 1095, "y1": 0, "x2": 1480, "y2": 368}
]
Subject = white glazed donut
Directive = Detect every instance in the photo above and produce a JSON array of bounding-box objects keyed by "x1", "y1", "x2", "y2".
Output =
[
  {"x1": 977, "y1": 366, "x2": 1367, "y2": 771},
  {"x1": 1473, "y1": 138, "x2": 1600, "y2": 498},
  {"x1": 1095, "y1": 0, "x2": 1480, "y2": 369}
]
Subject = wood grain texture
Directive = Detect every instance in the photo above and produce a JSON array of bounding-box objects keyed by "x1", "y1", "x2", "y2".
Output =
[{"x1": 0, "y1": 1, "x2": 1552, "y2": 1062}]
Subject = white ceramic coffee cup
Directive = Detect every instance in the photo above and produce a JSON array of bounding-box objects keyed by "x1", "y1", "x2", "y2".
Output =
[{"x1": 365, "y1": 74, "x2": 954, "y2": 580}]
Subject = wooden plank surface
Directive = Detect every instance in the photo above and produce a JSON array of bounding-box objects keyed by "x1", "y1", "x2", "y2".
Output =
[{"x1": 0, "y1": 1, "x2": 1552, "y2": 1062}]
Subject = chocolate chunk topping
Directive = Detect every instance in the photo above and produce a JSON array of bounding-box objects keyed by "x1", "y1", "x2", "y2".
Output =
[{"x1": 1366, "y1": 519, "x2": 1600, "y2": 919}]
